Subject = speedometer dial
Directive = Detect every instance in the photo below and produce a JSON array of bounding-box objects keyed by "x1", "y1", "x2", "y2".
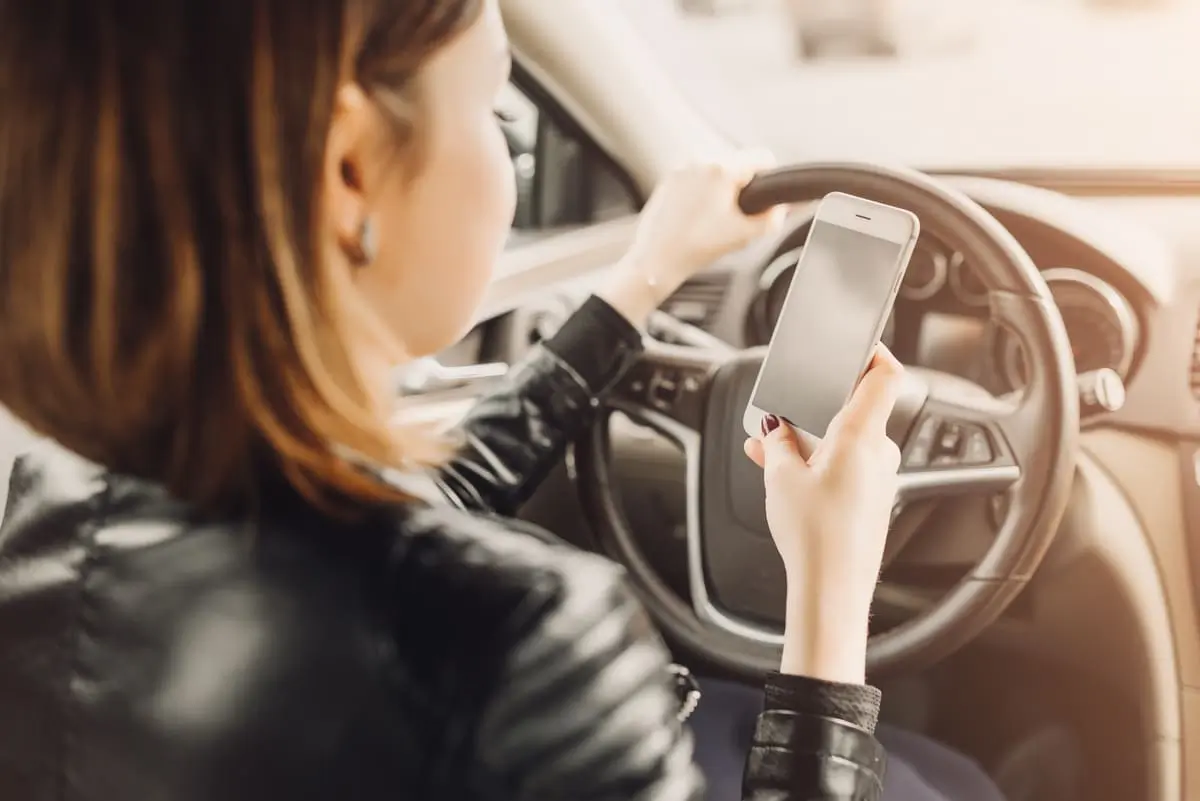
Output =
[
  {"x1": 899, "y1": 244, "x2": 948, "y2": 301},
  {"x1": 749, "y1": 245, "x2": 898, "y2": 347},
  {"x1": 752, "y1": 248, "x2": 800, "y2": 343},
  {"x1": 1057, "y1": 302, "x2": 1127, "y2": 374},
  {"x1": 1000, "y1": 268, "x2": 1138, "y2": 387}
]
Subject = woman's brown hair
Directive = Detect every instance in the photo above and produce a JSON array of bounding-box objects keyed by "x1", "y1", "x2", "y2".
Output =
[{"x1": 0, "y1": 0, "x2": 482, "y2": 514}]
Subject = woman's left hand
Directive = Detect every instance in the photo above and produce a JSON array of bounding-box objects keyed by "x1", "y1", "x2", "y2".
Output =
[{"x1": 599, "y1": 151, "x2": 788, "y2": 327}]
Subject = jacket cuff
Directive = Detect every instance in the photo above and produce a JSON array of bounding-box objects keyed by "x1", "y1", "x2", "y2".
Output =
[
  {"x1": 763, "y1": 671, "x2": 882, "y2": 733},
  {"x1": 542, "y1": 295, "x2": 644, "y2": 395},
  {"x1": 746, "y1": 710, "x2": 887, "y2": 798}
]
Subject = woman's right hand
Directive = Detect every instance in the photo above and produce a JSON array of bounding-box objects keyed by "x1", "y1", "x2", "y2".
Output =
[
  {"x1": 598, "y1": 152, "x2": 787, "y2": 329},
  {"x1": 743, "y1": 344, "x2": 906, "y2": 684}
]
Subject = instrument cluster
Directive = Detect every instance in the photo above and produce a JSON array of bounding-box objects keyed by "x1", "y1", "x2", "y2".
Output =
[{"x1": 749, "y1": 230, "x2": 1141, "y2": 388}]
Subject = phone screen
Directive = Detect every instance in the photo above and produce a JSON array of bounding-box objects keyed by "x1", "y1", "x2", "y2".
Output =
[{"x1": 750, "y1": 220, "x2": 910, "y2": 437}]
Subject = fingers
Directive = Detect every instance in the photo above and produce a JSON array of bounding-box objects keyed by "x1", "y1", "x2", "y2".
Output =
[
  {"x1": 746, "y1": 417, "x2": 822, "y2": 470},
  {"x1": 746, "y1": 347, "x2": 903, "y2": 478},
  {"x1": 759, "y1": 421, "x2": 810, "y2": 485},
  {"x1": 821, "y1": 344, "x2": 904, "y2": 473},
  {"x1": 879, "y1": 435, "x2": 903, "y2": 475},
  {"x1": 729, "y1": 149, "x2": 786, "y2": 228},
  {"x1": 743, "y1": 437, "x2": 765, "y2": 469},
  {"x1": 756, "y1": 203, "x2": 790, "y2": 234},
  {"x1": 746, "y1": 416, "x2": 826, "y2": 500},
  {"x1": 833, "y1": 343, "x2": 905, "y2": 438}
]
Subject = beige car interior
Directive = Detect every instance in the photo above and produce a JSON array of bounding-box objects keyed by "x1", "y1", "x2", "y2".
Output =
[
  {"x1": 500, "y1": 2, "x2": 1199, "y2": 798},
  {"x1": 2, "y1": 1, "x2": 1196, "y2": 799}
]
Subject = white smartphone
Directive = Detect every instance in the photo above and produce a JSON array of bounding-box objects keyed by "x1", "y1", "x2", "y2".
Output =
[{"x1": 742, "y1": 192, "x2": 920, "y2": 438}]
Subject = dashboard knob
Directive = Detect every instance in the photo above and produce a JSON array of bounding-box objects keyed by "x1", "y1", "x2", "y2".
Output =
[{"x1": 1077, "y1": 368, "x2": 1126, "y2": 417}]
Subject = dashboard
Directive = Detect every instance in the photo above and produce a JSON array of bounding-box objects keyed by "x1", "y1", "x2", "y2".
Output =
[
  {"x1": 477, "y1": 176, "x2": 1187, "y2": 442},
  {"x1": 739, "y1": 224, "x2": 1145, "y2": 395}
]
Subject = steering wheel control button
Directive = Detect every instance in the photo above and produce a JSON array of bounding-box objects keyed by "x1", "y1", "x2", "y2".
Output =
[
  {"x1": 962, "y1": 428, "x2": 994, "y2": 465},
  {"x1": 904, "y1": 445, "x2": 929, "y2": 468},
  {"x1": 936, "y1": 422, "x2": 963, "y2": 454},
  {"x1": 903, "y1": 415, "x2": 940, "y2": 468},
  {"x1": 625, "y1": 362, "x2": 709, "y2": 429},
  {"x1": 907, "y1": 417, "x2": 994, "y2": 469},
  {"x1": 648, "y1": 368, "x2": 681, "y2": 411}
]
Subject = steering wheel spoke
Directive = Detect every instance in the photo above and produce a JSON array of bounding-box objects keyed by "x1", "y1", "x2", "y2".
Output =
[
  {"x1": 609, "y1": 338, "x2": 726, "y2": 436},
  {"x1": 896, "y1": 377, "x2": 1022, "y2": 503}
]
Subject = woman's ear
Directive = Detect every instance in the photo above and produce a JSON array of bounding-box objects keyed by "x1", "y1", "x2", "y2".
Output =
[
  {"x1": 324, "y1": 83, "x2": 376, "y2": 264},
  {"x1": 319, "y1": 82, "x2": 412, "y2": 377}
]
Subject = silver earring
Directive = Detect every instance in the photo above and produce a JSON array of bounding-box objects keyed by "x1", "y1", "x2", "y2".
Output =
[{"x1": 359, "y1": 218, "x2": 378, "y2": 265}]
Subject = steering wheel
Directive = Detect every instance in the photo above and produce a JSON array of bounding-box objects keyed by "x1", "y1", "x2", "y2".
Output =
[{"x1": 575, "y1": 163, "x2": 1079, "y2": 677}]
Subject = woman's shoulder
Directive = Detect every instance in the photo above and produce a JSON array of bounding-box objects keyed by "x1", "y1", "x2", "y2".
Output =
[{"x1": 383, "y1": 503, "x2": 639, "y2": 646}]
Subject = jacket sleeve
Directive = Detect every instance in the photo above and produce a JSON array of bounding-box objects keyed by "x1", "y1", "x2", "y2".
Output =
[
  {"x1": 433, "y1": 295, "x2": 643, "y2": 516},
  {"x1": 471, "y1": 552, "x2": 888, "y2": 801},
  {"x1": 743, "y1": 674, "x2": 887, "y2": 800},
  {"x1": 472, "y1": 553, "x2": 706, "y2": 801}
]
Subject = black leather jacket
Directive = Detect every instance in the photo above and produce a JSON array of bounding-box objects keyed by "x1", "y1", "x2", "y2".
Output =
[{"x1": 0, "y1": 296, "x2": 885, "y2": 800}]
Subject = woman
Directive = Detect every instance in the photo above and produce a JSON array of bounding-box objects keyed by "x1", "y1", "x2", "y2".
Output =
[{"x1": 1, "y1": 0, "x2": 923, "y2": 799}]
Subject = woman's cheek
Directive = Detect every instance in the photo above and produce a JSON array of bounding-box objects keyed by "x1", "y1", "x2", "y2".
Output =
[
  {"x1": 493, "y1": 126, "x2": 518, "y2": 230},
  {"x1": 459, "y1": 124, "x2": 514, "y2": 301}
]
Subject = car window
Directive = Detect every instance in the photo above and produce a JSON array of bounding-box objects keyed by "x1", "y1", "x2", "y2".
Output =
[
  {"x1": 620, "y1": 0, "x2": 1200, "y2": 171},
  {"x1": 498, "y1": 82, "x2": 638, "y2": 236}
]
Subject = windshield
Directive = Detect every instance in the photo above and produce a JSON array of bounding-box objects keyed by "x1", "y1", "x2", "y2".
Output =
[{"x1": 617, "y1": 0, "x2": 1200, "y2": 171}]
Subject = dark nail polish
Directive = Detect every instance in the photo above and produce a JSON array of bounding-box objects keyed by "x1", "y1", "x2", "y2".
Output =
[{"x1": 760, "y1": 414, "x2": 780, "y2": 436}]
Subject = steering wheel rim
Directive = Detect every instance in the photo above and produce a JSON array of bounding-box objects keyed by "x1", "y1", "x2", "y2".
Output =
[{"x1": 576, "y1": 162, "x2": 1079, "y2": 677}]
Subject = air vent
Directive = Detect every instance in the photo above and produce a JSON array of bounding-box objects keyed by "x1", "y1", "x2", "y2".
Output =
[{"x1": 661, "y1": 272, "x2": 731, "y2": 332}]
